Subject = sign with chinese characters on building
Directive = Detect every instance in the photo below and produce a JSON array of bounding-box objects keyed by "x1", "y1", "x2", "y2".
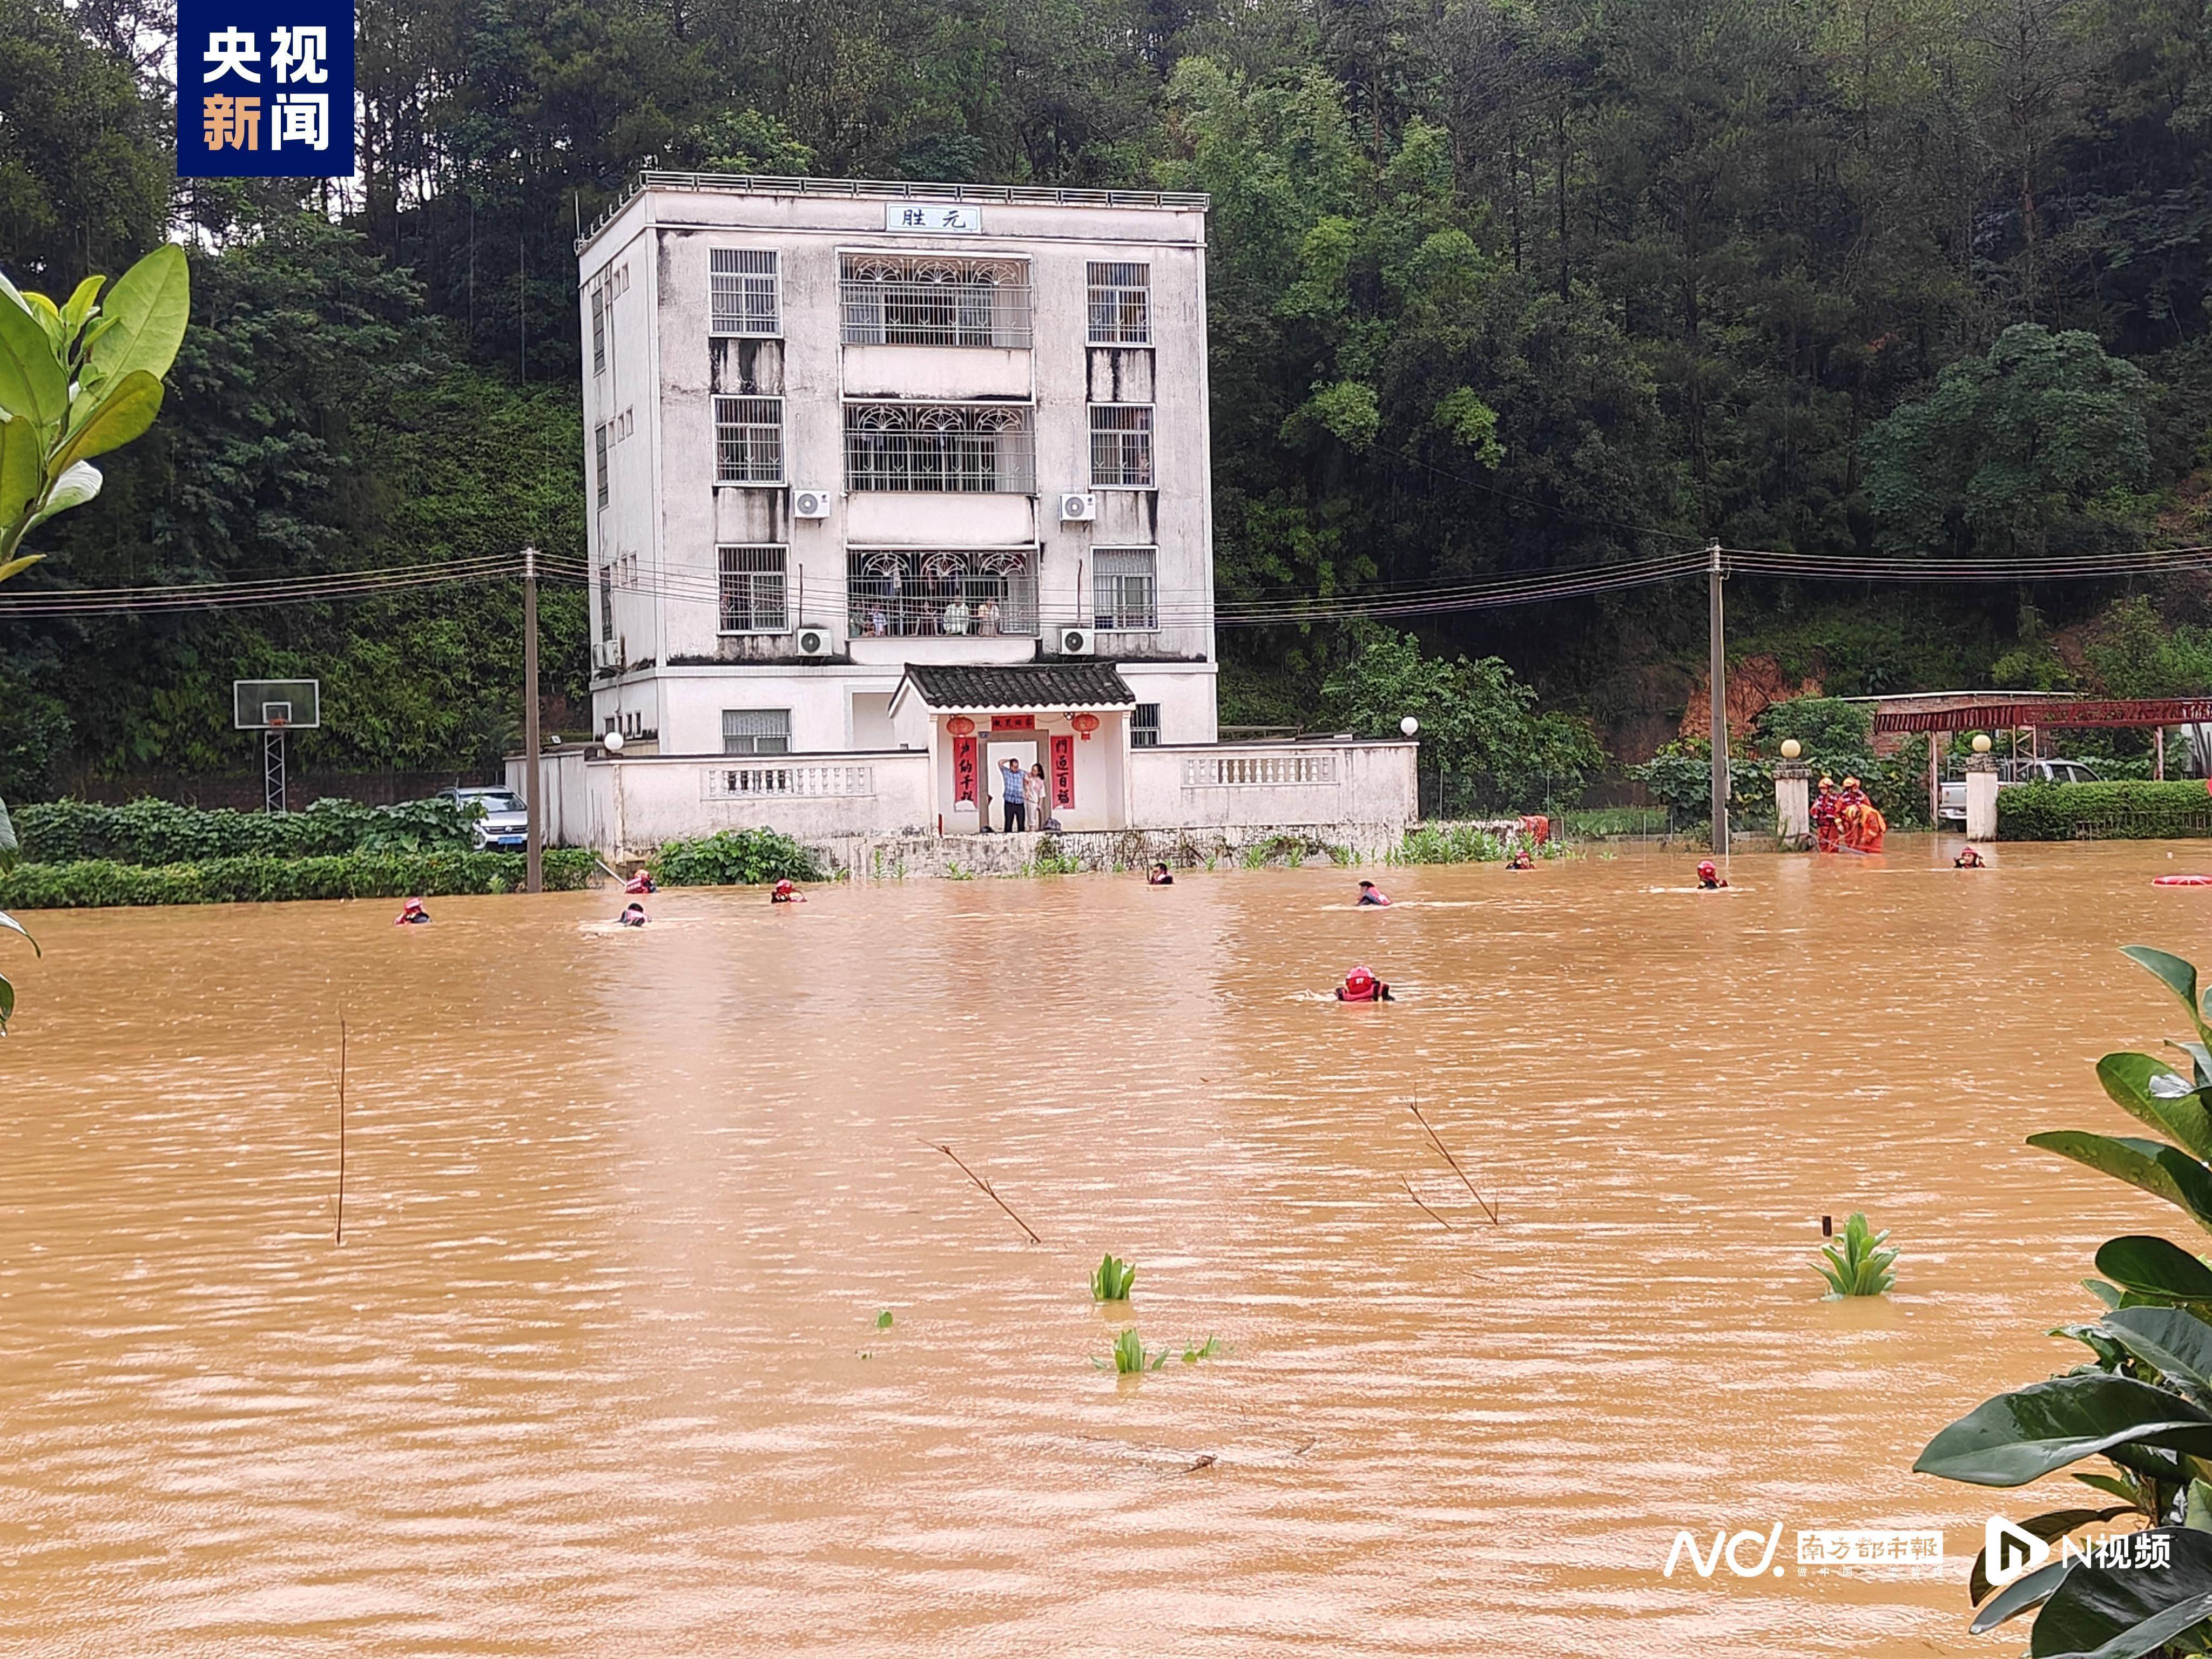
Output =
[
  {"x1": 177, "y1": 2, "x2": 355, "y2": 177},
  {"x1": 884, "y1": 203, "x2": 982, "y2": 235}
]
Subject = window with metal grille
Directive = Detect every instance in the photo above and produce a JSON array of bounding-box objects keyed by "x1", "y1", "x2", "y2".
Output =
[
  {"x1": 722, "y1": 708, "x2": 792, "y2": 756},
  {"x1": 718, "y1": 545, "x2": 788, "y2": 633},
  {"x1": 846, "y1": 547, "x2": 1038, "y2": 637},
  {"x1": 715, "y1": 396, "x2": 784, "y2": 484},
  {"x1": 710, "y1": 248, "x2": 779, "y2": 336},
  {"x1": 1087, "y1": 261, "x2": 1150, "y2": 344},
  {"x1": 595, "y1": 423, "x2": 609, "y2": 506},
  {"x1": 1132, "y1": 703, "x2": 1161, "y2": 746},
  {"x1": 1093, "y1": 548, "x2": 1158, "y2": 631},
  {"x1": 1089, "y1": 406, "x2": 1154, "y2": 487},
  {"x1": 844, "y1": 404, "x2": 1035, "y2": 493},
  {"x1": 839, "y1": 254, "x2": 1032, "y2": 347},
  {"x1": 598, "y1": 563, "x2": 615, "y2": 641},
  {"x1": 590, "y1": 285, "x2": 605, "y2": 375}
]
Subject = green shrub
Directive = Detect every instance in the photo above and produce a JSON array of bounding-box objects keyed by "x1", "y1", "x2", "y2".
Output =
[
  {"x1": 0, "y1": 849, "x2": 593, "y2": 908},
  {"x1": 651, "y1": 828, "x2": 825, "y2": 886},
  {"x1": 15, "y1": 795, "x2": 481, "y2": 864},
  {"x1": 1397, "y1": 824, "x2": 1505, "y2": 863},
  {"x1": 1997, "y1": 780, "x2": 2212, "y2": 840},
  {"x1": 1751, "y1": 697, "x2": 1875, "y2": 756}
]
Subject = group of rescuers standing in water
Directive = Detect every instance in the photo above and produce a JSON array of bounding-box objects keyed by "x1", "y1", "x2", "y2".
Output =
[{"x1": 393, "y1": 795, "x2": 1987, "y2": 997}]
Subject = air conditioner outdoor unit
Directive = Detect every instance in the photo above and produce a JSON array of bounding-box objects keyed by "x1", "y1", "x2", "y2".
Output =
[
  {"x1": 1058, "y1": 626, "x2": 1095, "y2": 657},
  {"x1": 792, "y1": 487, "x2": 834, "y2": 519},
  {"x1": 794, "y1": 625, "x2": 834, "y2": 657},
  {"x1": 1058, "y1": 491, "x2": 1096, "y2": 522}
]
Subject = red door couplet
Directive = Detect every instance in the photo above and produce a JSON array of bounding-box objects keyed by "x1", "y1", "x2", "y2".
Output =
[
  {"x1": 1050, "y1": 733, "x2": 1075, "y2": 810},
  {"x1": 953, "y1": 733, "x2": 979, "y2": 805}
]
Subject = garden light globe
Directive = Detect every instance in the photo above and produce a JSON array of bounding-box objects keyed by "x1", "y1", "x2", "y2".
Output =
[
  {"x1": 1972, "y1": 733, "x2": 1992, "y2": 753},
  {"x1": 604, "y1": 730, "x2": 625, "y2": 753},
  {"x1": 1780, "y1": 738, "x2": 1801, "y2": 760},
  {"x1": 1400, "y1": 716, "x2": 1419, "y2": 737}
]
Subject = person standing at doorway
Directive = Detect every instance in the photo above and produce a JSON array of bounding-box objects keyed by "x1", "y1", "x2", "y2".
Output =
[
  {"x1": 1024, "y1": 761, "x2": 1047, "y2": 831},
  {"x1": 1001, "y1": 758, "x2": 1028, "y2": 832}
]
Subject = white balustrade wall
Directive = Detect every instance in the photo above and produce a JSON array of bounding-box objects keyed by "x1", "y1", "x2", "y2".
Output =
[{"x1": 1131, "y1": 740, "x2": 1416, "y2": 832}]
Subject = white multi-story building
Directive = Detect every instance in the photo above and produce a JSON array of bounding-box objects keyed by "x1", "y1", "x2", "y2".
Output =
[
  {"x1": 576, "y1": 171, "x2": 1221, "y2": 832},
  {"x1": 538, "y1": 170, "x2": 1415, "y2": 857}
]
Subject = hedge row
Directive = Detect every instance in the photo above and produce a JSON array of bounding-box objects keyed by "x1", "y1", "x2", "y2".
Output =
[
  {"x1": 0, "y1": 850, "x2": 595, "y2": 909},
  {"x1": 652, "y1": 828, "x2": 826, "y2": 886},
  {"x1": 13, "y1": 796, "x2": 483, "y2": 865},
  {"x1": 1998, "y1": 781, "x2": 2212, "y2": 841}
]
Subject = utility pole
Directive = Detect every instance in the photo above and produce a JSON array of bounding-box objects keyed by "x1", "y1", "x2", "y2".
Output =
[
  {"x1": 1708, "y1": 539, "x2": 1729, "y2": 858},
  {"x1": 523, "y1": 544, "x2": 542, "y2": 894}
]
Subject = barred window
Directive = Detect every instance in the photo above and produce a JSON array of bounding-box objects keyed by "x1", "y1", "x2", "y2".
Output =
[
  {"x1": 1088, "y1": 261, "x2": 1150, "y2": 344},
  {"x1": 715, "y1": 396, "x2": 784, "y2": 484},
  {"x1": 1089, "y1": 405, "x2": 1153, "y2": 487},
  {"x1": 595, "y1": 422, "x2": 609, "y2": 507},
  {"x1": 844, "y1": 403, "x2": 1035, "y2": 493},
  {"x1": 840, "y1": 254, "x2": 1031, "y2": 348},
  {"x1": 590, "y1": 285, "x2": 605, "y2": 375},
  {"x1": 723, "y1": 707, "x2": 792, "y2": 756},
  {"x1": 1094, "y1": 548, "x2": 1158, "y2": 631},
  {"x1": 718, "y1": 544, "x2": 789, "y2": 633},
  {"x1": 1132, "y1": 703, "x2": 1161, "y2": 747},
  {"x1": 711, "y1": 248, "x2": 779, "y2": 336},
  {"x1": 847, "y1": 547, "x2": 1037, "y2": 638},
  {"x1": 598, "y1": 562, "x2": 615, "y2": 642}
]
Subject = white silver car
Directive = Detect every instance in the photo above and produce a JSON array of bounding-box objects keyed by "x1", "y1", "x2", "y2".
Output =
[
  {"x1": 437, "y1": 786, "x2": 530, "y2": 849},
  {"x1": 1937, "y1": 758, "x2": 2100, "y2": 822}
]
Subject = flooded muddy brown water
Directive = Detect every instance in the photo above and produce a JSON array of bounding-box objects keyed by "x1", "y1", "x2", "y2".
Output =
[{"x1": 6, "y1": 837, "x2": 2212, "y2": 1655}]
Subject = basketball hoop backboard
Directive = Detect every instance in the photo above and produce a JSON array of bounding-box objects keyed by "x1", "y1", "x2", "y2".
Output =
[{"x1": 234, "y1": 679, "x2": 320, "y2": 730}]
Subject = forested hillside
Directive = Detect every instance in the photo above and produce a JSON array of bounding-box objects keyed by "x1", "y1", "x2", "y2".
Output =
[{"x1": 4, "y1": 0, "x2": 2211, "y2": 794}]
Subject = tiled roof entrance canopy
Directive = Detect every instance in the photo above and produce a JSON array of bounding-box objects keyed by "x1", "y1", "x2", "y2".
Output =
[{"x1": 900, "y1": 662, "x2": 1137, "y2": 712}]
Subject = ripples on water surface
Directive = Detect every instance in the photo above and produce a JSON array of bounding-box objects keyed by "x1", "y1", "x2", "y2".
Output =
[{"x1": 3, "y1": 839, "x2": 2207, "y2": 1655}]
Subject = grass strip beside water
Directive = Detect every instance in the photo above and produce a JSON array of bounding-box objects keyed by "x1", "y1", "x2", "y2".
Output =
[{"x1": 0, "y1": 850, "x2": 596, "y2": 908}]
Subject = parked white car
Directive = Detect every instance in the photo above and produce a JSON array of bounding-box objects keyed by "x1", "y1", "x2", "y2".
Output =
[
  {"x1": 1937, "y1": 758, "x2": 2100, "y2": 822},
  {"x1": 436, "y1": 786, "x2": 530, "y2": 849}
]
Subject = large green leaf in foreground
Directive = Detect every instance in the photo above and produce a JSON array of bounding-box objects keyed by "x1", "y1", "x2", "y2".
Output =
[
  {"x1": 2029, "y1": 1527, "x2": 2212, "y2": 1658},
  {"x1": 1914, "y1": 1373, "x2": 2212, "y2": 1487}
]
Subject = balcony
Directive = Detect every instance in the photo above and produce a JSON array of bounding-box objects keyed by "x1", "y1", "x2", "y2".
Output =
[
  {"x1": 840, "y1": 255, "x2": 1034, "y2": 400},
  {"x1": 847, "y1": 548, "x2": 1038, "y2": 640},
  {"x1": 844, "y1": 403, "x2": 1035, "y2": 495}
]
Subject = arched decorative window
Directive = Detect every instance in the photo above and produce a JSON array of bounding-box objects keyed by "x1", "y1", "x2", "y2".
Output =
[
  {"x1": 845, "y1": 547, "x2": 1038, "y2": 638},
  {"x1": 843, "y1": 403, "x2": 1035, "y2": 494},
  {"x1": 839, "y1": 254, "x2": 1031, "y2": 347}
]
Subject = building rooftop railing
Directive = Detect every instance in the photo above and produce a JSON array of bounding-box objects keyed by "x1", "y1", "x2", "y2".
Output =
[{"x1": 580, "y1": 171, "x2": 1210, "y2": 251}]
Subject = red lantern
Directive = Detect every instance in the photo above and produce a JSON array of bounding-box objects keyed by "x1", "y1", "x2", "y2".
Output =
[
  {"x1": 1070, "y1": 712, "x2": 1101, "y2": 741},
  {"x1": 946, "y1": 715, "x2": 976, "y2": 736}
]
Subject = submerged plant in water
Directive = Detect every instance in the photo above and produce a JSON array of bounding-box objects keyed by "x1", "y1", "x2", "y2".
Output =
[
  {"x1": 875, "y1": 1309, "x2": 894, "y2": 1330},
  {"x1": 1091, "y1": 1253, "x2": 1137, "y2": 1301},
  {"x1": 1817, "y1": 1212, "x2": 1898, "y2": 1297},
  {"x1": 1094, "y1": 1326, "x2": 1170, "y2": 1374},
  {"x1": 1181, "y1": 1335, "x2": 1225, "y2": 1364},
  {"x1": 1916, "y1": 947, "x2": 2212, "y2": 1653}
]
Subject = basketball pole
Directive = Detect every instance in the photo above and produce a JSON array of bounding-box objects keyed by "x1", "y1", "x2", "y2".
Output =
[{"x1": 523, "y1": 544, "x2": 542, "y2": 894}]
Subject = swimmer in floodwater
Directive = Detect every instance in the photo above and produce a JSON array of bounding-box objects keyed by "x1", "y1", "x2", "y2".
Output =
[
  {"x1": 624, "y1": 869, "x2": 657, "y2": 894},
  {"x1": 394, "y1": 897, "x2": 430, "y2": 925},
  {"x1": 1356, "y1": 880, "x2": 1391, "y2": 906},
  {"x1": 1148, "y1": 862, "x2": 1174, "y2": 885},
  {"x1": 1335, "y1": 965, "x2": 1393, "y2": 1002},
  {"x1": 618, "y1": 901, "x2": 649, "y2": 927},
  {"x1": 1955, "y1": 846, "x2": 1986, "y2": 868},
  {"x1": 1697, "y1": 860, "x2": 1728, "y2": 889},
  {"x1": 1506, "y1": 849, "x2": 1535, "y2": 869},
  {"x1": 771, "y1": 877, "x2": 806, "y2": 904}
]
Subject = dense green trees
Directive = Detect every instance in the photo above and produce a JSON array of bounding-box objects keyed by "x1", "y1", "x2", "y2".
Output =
[{"x1": 9, "y1": 0, "x2": 2212, "y2": 791}]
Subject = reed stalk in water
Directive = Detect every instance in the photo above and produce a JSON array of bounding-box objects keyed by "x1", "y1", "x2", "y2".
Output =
[
  {"x1": 1408, "y1": 1101, "x2": 1499, "y2": 1223},
  {"x1": 1401, "y1": 1178, "x2": 1454, "y2": 1230},
  {"x1": 925, "y1": 1141, "x2": 1042, "y2": 1244}
]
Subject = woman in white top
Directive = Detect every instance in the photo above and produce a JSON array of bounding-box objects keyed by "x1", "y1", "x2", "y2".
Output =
[{"x1": 1024, "y1": 761, "x2": 1049, "y2": 828}]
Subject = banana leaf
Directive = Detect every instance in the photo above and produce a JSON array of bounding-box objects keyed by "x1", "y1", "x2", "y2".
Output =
[
  {"x1": 2029, "y1": 1527, "x2": 2212, "y2": 1658},
  {"x1": 1915, "y1": 1373, "x2": 2212, "y2": 1487}
]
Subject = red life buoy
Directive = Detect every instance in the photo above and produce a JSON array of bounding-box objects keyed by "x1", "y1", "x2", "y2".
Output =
[{"x1": 2154, "y1": 875, "x2": 2212, "y2": 886}]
